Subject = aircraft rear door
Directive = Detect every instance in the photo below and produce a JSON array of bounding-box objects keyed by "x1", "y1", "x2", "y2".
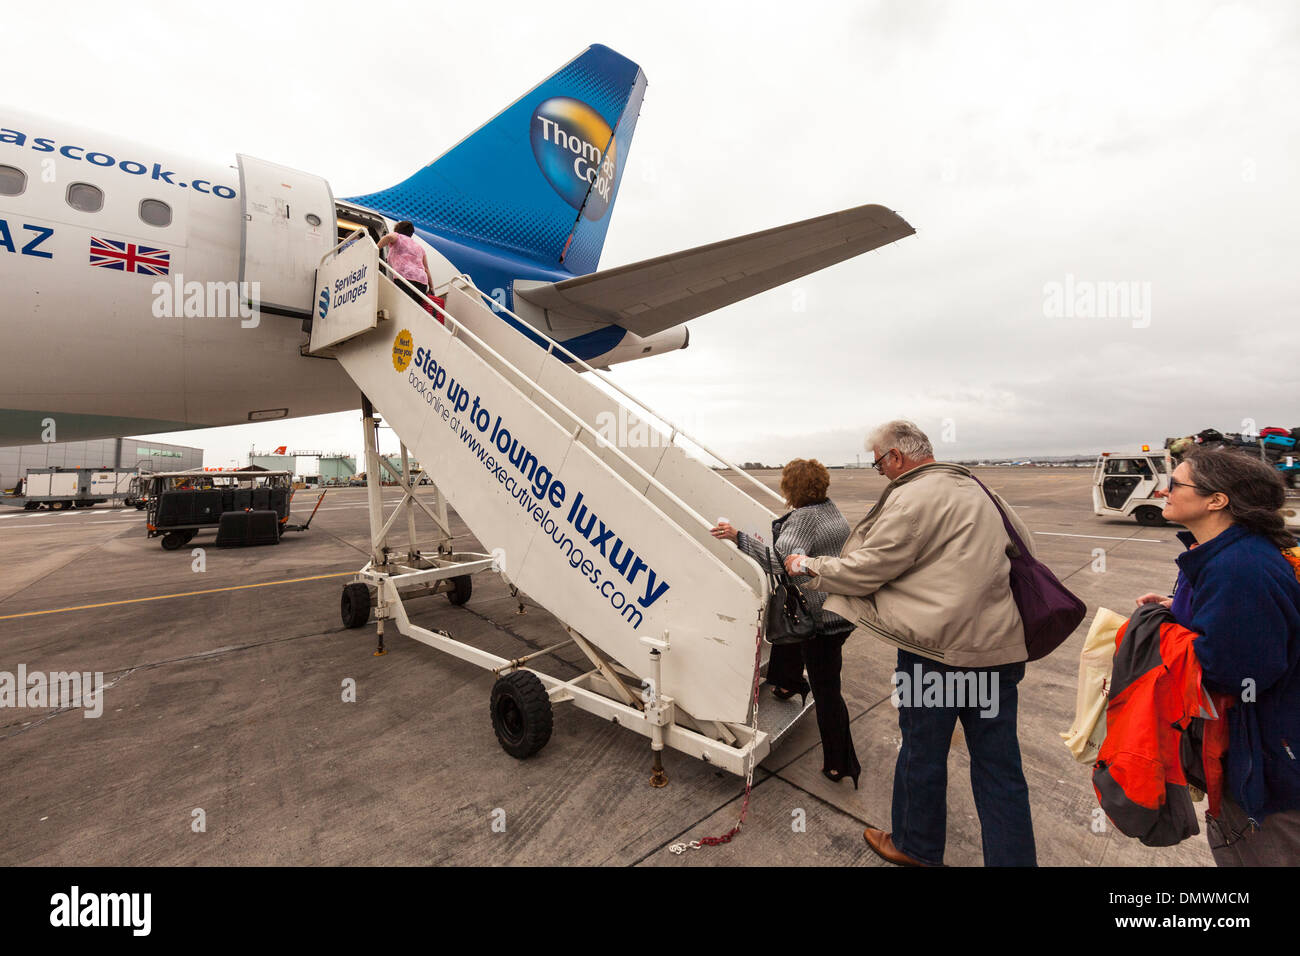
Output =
[{"x1": 237, "y1": 155, "x2": 336, "y2": 317}]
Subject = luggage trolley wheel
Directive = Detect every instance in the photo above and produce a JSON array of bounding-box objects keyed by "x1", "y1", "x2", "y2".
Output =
[
  {"x1": 160, "y1": 530, "x2": 196, "y2": 550},
  {"x1": 1134, "y1": 506, "x2": 1167, "y2": 527},
  {"x1": 489, "y1": 670, "x2": 553, "y2": 759},
  {"x1": 447, "y1": 574, "x2": 472, "y2": 606},
  {"x1": 340, "y1": 582, "x2": 373, "y2": 629}
]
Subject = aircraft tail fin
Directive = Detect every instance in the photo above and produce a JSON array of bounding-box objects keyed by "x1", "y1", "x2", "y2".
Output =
[{"x1": 348, "y1": 44, "x2": 646, "y2": 276}]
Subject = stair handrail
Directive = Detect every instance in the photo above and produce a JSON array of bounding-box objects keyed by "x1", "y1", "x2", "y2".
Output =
[
  {"x1": 447, "y1": 274, "x2": 788, "y2": 511},
  {"x1": 324, "y1": 228, "x2": 783, "y2": 511},
  {"x1": 321, "y1": 233, "x2": 767, "y2": 598}
]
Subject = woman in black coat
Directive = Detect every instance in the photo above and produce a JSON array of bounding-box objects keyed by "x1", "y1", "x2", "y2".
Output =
[{"x1": 712, "y1": 459, "x2": 860, "y2": 787}]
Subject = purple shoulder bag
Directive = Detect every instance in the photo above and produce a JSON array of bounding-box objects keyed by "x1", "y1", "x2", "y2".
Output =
[{"x1": 970, "y1": 476, "x2": 1086, "y2": 661}]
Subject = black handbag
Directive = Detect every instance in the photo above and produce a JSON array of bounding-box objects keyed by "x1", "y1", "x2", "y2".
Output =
[{"x1": 762, "y1": 512, "x2": 817, "y2": 645}]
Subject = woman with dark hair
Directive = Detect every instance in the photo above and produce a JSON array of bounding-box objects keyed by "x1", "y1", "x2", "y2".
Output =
[
  {"x1": 1136, "y1": 447, "x2": 1300, "y2": 865},
  {"x1": 711, "y1": 459, "x2": 860, "y2": 787},
  {"x1": 377, "y1": 221, "x2": 435, "y2": 308}
]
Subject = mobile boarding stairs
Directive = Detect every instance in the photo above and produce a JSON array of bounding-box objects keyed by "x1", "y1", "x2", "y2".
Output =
[{"x1": 309, "y1": 231, "x2": 806, "y2": 784}]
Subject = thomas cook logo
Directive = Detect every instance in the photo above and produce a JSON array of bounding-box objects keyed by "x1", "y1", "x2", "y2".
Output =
[
  {"x1": 318, "y1": 288, "x2": 330, "y2": 320},
  {"x1": 392, "y1": 329, "x2": 414, "y2": 372},
  {"x1": 530, "y1": 97, "x2": 618, "y2": 221}
]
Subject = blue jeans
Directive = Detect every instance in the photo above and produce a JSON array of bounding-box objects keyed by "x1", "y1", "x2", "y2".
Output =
[{"x1": 891, "y1": 649, "x2": 1037, "y2": 866}]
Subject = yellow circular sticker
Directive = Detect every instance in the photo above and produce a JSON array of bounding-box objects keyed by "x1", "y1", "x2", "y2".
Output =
[{"x1": 392, "y1": 329, "x2": 414, "y2": 372}]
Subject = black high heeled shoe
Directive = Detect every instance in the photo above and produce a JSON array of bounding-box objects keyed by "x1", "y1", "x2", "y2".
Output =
[
  {"x1": 823, "y1": 767, "x2": 860, "y2": 790},
  {"x1": 771, "y1": 685, "x2": 808, "y2": 707}
]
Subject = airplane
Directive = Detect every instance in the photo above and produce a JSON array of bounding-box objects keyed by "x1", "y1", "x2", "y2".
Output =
[{"x1": 0, "y1": 44, "x2": 914, "y2": 447}]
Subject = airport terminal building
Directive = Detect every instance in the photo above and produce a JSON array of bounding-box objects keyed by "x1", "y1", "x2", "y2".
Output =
[
  {"x1": 0, "y1": 439, "x2": 203, "y2": 494},
  {"x1": 248, "y1": 451, "x2": 358, "y2": 480}
]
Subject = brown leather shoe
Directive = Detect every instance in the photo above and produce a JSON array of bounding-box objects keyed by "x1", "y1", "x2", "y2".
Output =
[{"x1": 863, "y1": 827, "x2": 929, "y2": 867}]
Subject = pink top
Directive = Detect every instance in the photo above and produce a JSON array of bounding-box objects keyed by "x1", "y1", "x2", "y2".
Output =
[{"x1": 386, "y1": 234, "x2": 426, "y2": 284}]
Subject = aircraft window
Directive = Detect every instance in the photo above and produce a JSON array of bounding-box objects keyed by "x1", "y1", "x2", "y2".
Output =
[
  {"x1": 139, "y1": 199, "x2": 172, "y2": 227},
  {"x1": 305, "y1": 213, "x2": 322, "y2": 227},
  {"x1": 0, "y1": 165, "x2": 25, "y2": 196},
  {"x1": 66, "y1": 182, "x2": 104, "y2": 213}
]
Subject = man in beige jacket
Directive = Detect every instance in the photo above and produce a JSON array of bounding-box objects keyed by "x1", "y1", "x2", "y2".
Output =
[{"x1": 785, "y1": 420, "x2": 1037, "y2": 867}]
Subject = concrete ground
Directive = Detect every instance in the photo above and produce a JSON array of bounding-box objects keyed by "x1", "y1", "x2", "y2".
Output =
[{"x1": 0, "y1": 467, "x2": 1214, "y2": 866}]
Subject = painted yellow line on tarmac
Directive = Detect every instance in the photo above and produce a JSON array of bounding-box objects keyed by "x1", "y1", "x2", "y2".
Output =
[{"x1": 0, "y1": 571, "x2": 354, "y2": 621}]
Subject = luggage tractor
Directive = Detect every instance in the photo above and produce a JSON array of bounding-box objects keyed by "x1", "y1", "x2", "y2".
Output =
[
  {"x1": 1095, "y1": 445, "x2": 1300, "y2": 537},
  {"x1": 1092, "y1": 449, "x2": 1172, "y2": 526},
  {"x1": 143, "y1": 470, "x2": 327, "y2": 549}
]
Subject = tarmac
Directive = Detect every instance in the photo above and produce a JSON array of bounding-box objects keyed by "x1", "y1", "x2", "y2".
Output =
[{"x1": 0, "y1": 467, "x2": 1215, "y2": 866}]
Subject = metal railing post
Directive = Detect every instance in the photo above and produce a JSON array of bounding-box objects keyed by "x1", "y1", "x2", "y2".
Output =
[{"x1": 361, "y1": 395, "x2": 387, "y2": 568}]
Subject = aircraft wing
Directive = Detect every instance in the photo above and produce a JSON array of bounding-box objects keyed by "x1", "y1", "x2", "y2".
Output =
[{"x1": 516, "y1": 203, "x2": 914, "y2": 338}]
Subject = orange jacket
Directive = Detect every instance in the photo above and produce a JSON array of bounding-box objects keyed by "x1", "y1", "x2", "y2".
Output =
[{"x1": 1092, "y1": 604, "x2": 1230, "y2": 846}]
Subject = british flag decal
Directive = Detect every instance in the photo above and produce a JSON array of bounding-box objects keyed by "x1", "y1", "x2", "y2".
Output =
[{"x1": 89, "y1": 237, "x2": 171, "y2": 276}]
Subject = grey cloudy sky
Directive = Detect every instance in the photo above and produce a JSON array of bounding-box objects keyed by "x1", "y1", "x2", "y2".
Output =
[{"x1": 14, "y1": 0, "x2": 1300, "y2": 465}]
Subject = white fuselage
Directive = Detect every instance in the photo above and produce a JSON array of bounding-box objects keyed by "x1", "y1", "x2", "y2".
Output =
[{"x1": 0, "y1": 111, "x2": 419, "y2": 445}]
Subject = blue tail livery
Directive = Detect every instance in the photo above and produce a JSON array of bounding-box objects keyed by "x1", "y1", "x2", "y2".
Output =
[{"x1": 349, "y1": 44, "x2": 644, "y2": 279}]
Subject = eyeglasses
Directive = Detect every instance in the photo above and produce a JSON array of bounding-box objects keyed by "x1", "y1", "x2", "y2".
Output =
[
  {"x1": 871, "y1": 450, "x2": 895, "y2": 473},
  {"x1": 1167, "y1": 477, "x2": 1211, "y2": 495}
]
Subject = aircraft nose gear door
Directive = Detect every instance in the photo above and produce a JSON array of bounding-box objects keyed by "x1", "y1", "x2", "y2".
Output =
[{"x1": 237, "y1": 154, "x2": 335, "y2": 318}]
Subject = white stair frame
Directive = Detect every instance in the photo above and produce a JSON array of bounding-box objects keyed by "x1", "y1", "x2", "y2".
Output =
[{"x1": 321, "y1": 232, "x2": 808, "y2": 781}]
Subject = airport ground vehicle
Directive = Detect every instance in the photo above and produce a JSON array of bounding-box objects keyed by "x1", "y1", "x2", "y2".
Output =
[
  {"x1": 124, "y1": 475, "x2": 149, "y2": 510},
  {"x1": 1093, "y1": 451, "x2": 1172, "y2": 525},
  {"x1": 145, "y1": 470, "x2": 293, "y2": 549},
  {"x1": 1097, "y1": 446, "x2": 1300, "y2": 534},
  {"x1": 5, "y1": 466, "x2": 136, "y2": 511}
]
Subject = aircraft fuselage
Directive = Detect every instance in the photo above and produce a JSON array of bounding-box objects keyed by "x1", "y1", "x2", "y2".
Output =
[{"x1": 0, "y1": 110, "x2": 677, "y2": 447}]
